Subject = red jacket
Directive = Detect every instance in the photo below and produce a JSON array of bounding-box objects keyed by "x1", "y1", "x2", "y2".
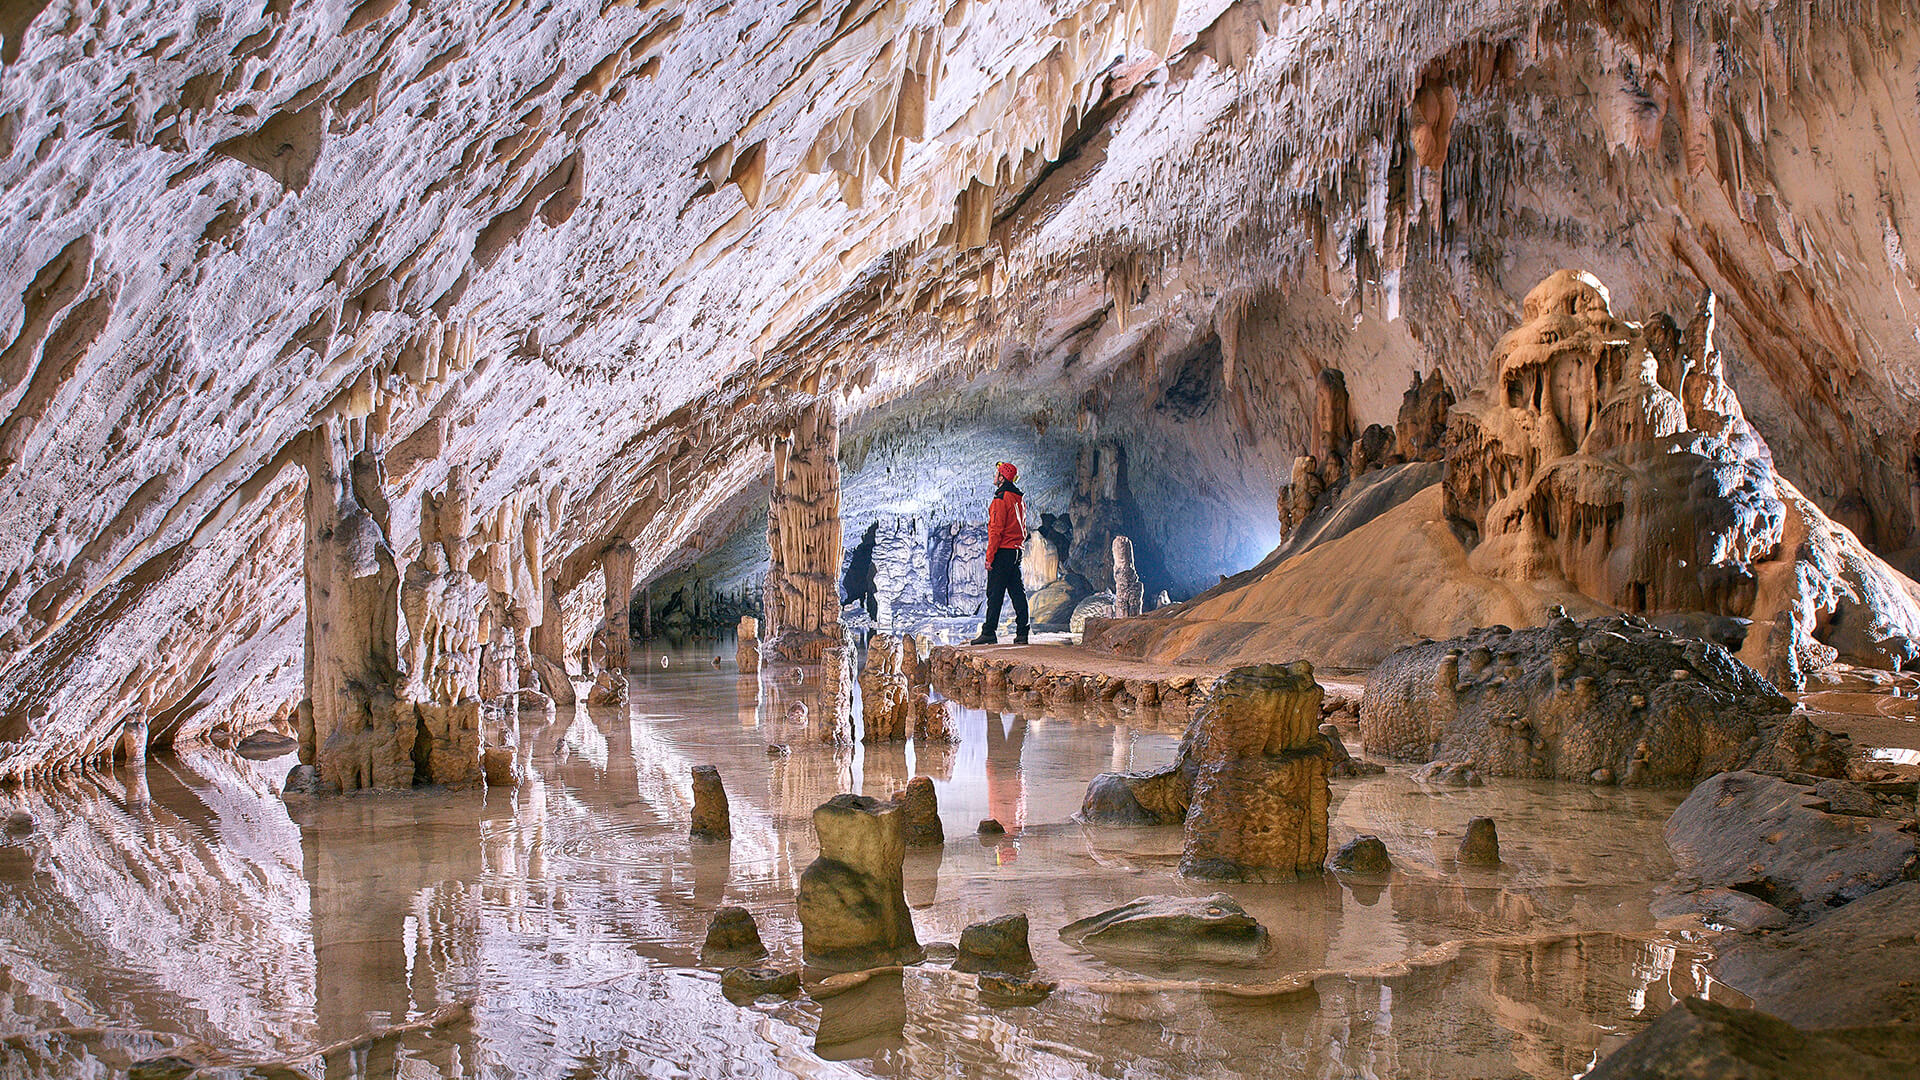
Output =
[{"x1": 986, "y1": 484, "x2": 1026, "y2": 561}]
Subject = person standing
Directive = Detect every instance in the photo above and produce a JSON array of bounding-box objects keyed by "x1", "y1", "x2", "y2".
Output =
[{"x1": 971, "y1": 461, "x2": 1029, "y2": 644}]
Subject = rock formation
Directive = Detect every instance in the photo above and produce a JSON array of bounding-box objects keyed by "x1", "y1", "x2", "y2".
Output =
[
  {"x1": 953, "y1": 914, "x2": 1033, "y2": 974},
  {"x1": 1059, "y1": 893, "x2": 1268, "y2": 965},
  {"x1": 735, "y1": 617, "x2": 759, "y2": 674},
  {"x1": 796, "y1": 793, "x2": 922, "y2": 972},
  {"x1": 1456, "y1": 817, "x2": 1500, "y2": 867},
  {"x1": 815, "y1": 628, "x2": 856, "y2": 745},
  {"x1": 1331, "y1": 835, "x2": 1392, "y2": 875},
  {"x1": 689, "y1": 765, "x2": 731, "y2": 842},
  {"x1": 1396, "y1": 369, "x2": 1453, "y2": 463},
  {"x1": 701, "y1": 905, "x2": 766, "y2": 966},
  {"x1": 1082, "y1": 662, "x2": 1331, "y2": 882},
  {"x1": 858, "y1": 634, "x2": 910, "y2": 743},
  {"x1": 587, "y1": 543, "x2": 636, "y2": 706},
  {"x1": 764, "y1": 402, "x2": 842, "y2": 663},
  {"x1": 298, "y1": 418, "x2": 410, "y2": 792},
  {"x1": 1112, "y1": 536, "x2": 1143, "y2": 618},
  {"x1": 1587, "y1": 997, "x2": 1920, "y2": 1080},
  {"x1": 1358, "y1": 614, "x2": 1840, "y2": 786},
  {"x1": 1444, "y1": 271, "x2": 1920, "y2": 689},
  {"x1": 895, "y1": 775, "x2": 943, "y2": 847},
  {"x1": 1657, "y1": 772, "x2": 1916, "y2": 924},
  {"x1": 398, "y1": 468, "x2": 487, "y2": 786}
]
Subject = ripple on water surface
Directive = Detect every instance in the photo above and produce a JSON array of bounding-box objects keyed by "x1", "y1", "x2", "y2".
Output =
[{"x1": 0, "y1": 639, "x2": 1725, "y2": 1079}]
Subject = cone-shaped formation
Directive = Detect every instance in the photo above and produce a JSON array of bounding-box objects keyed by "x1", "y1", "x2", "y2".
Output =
[
  {"x1": 895, "y1": 775, "x2": 943, "y2": 847},
  {"x1": 796, "y1": 793, "x2": 922, "y2": 972},
  {"x1": 701, "y1": 905, "x2": 766, "y2": 965},
  {"x1": 1112, "y1": 536, "x2": 1143, "y2": 618},
  {"x1": 1457, "y1": 817, "x2": 1501, "y2": 867}
]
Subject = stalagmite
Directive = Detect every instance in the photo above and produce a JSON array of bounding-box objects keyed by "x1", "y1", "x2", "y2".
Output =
[
  {"x1": 736, "y1": 616, "x2": 760, "y2": 673},
  {"x1": 816, "y1": 628, "x2": 856, "y2": 745},
  {"x1": 764, "y1": 401, "x2": 843, "y2": 662},
  {"x1": 859, "y1": 633, "x2": 911, "y2": 742},
  {"x1": 895, "y1": 775, "x2": 943, "y2": 846},
  {"x1": 1112, "y1": 536, "x2": 1143, "y2": 618},
  {"x1": 589, "y1": 542, "x2": 636, "y2": 706},
  {"x1": 1082, "y1": 663, "x2": 1332, "y2": 882},
  {"x1": 1396, "y1": 369, "x2": 1453, "y2": 463},
  {"x1": 1457, "y1": 817, "x2": 1500, "y2": 866},
  {"x1": 796, "y1": 793, "x2": 922, "y2": 971},
  {"x1": 1312, "y1": 368, "x2": 1354, "y2": 475},
  {"x1": 298, "y1": 417, "x2": 411, "y2": 793},
  {"x1": 690, "y1": 765, "x2": 731, "y2": 841}
]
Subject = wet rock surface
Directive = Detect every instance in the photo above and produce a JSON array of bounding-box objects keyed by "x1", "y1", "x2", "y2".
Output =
[
  {"x1": 1331, "y1": 835, "x2": 1391, "y2": 876},
  {"x1": 1587, "y1": 996, "x2": 1920, "y2": 1080},
  {"x1": 1082, "y1": 662, "x2": 1331, "y2": 882},
  {"x1": 1713, "y1": 882, "x2": 1920, "y2": 1029},
  {"x1": 975, "y1": 971, "x2": 1057, "y2": 1006},
  {"x1": 796, "y1": 793, "x2": 921, "y2": 972},
  {"x1": 894, "y1": 775, "x2": 943, "y2": 847},
  {"x1": 1657, "y1": 772, "x2": 1917, "y2": 923},
  {"x1": 701, "y1": 906, "x2": 767, "y2": 966},
  {"x1": 719, "y1": 966, "x2": 800, "y2": 1002},
  {"x1": 953, "y1": 914, "x2": 1034, "y2": 974},
  {"x1": 689, "y1": 765, "x2": 731, "y2": 842},
  {"x1": 1060, "y1": 893, "x2": 1269, "y2": 966},
  {"x1": 1456, "y1": 817, "x2": 1501, "y2": 867},
  {"x1": 1361, "y1": 615, "x2": 1819, "y2": 786}
]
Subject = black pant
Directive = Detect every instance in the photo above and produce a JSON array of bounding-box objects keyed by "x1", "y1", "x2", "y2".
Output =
[{"x1": 982, "y1": 549, "x2": 1028, "y2": 637}]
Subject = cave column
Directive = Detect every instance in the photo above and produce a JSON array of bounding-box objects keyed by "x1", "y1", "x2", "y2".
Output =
[
  {"x1": 589, "y1": 541, "x2": 637, "y2": 705},
  {"x1": 299, "y1": 416, "x2": 410, "y2": 792},
  {"x1": 764, "y1": 399, "x2": 843, "y2": 662}
]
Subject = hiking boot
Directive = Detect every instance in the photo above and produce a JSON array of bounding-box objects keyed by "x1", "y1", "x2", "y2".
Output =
[
  {"x1": 1012, "y1": 629, "x2": 1029, "y2": 645},
  {"x1": 968, "y1": 630, "x2": 998, "y2": 645}
]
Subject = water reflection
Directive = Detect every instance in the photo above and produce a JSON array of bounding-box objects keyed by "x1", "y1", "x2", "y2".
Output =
[{"x1": 0, "y1": 639, "x2": 1715, "y2": 1078}]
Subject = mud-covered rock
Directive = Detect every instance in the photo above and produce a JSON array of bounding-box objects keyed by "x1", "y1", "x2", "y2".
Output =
[
  {"x1": 1657, "y1": 772, "x2": 1917, "y2": 922},
  {"x1": 1713, "y1": 882, "x2": 1920, "y2": 1029},
  {"x1": 1331, "y1": 835, "x2": 1391, "y2": 875},
  {"x1": 1456, "y1": 817, "x2": 1501, "y2": 866},
  {"x1": 1361, "y1": 615, "x2": 1825, "y2": 786},
  {"x1": 701, "y1": 905, "x2": 767, "y2": 966},
  {"x1": 953, "y1": 914, "x2": 1034, "y2": 974},
  {"x1": 1586, "y1": 996, "x2": 1920, "y2": 1079},
  {"x1": 976, "y1": 971, "x2": 1057, "y2": 1006},
  {"x1": 1060, "y1": 893, "x2": 1269, "y2": 965},
  {"x1": 690, "y1": 765, "x2": 731, "y2": 842},
  {"x1": 720, "y1": 966, "x2": 800, "y2": 1001},
  {"x1": 894, "y1": 775, "x2": 943, "y2": 847}
]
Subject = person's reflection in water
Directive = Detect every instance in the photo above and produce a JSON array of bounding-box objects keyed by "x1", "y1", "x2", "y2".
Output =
[{"x1": 983, "y1": 711, "x2": 1028, "y2": 841}]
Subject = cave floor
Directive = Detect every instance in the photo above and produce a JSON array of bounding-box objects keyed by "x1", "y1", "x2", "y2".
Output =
[{"x1": 0, "y1": 638, "x2": 1748, "y2": 1079}]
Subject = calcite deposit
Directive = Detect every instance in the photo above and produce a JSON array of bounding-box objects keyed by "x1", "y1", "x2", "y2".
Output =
[
  {"x1": 1358, "y1": 614, "x2": 1834, "y2": 786},
  {"x1": 858, "y1": 633, "x2": 910, "y2": 743},
  {"x1": 1083, "y1": 662, "x2": 1331, "y2": 881},
  {"x1": 796, "y1": 793, "x2": 922, "y2": 972}
]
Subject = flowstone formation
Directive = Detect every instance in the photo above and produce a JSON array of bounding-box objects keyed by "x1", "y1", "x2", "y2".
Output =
[
  {"x1": 795, "y1": 793, "x2": 922, "y2": 972},
  {"x1": 1358, "y1": 614, "x2": 1833, "y2": 786},
  {"x1": 1443, "y1": 271, "x2": 1920, "y2": 688},
  {"x1": 397, "y1": 468, "x2": 487, "y2": 786},
  {"x1": 1082, "y1": 663, "x2": 1330, "y2": 881}
]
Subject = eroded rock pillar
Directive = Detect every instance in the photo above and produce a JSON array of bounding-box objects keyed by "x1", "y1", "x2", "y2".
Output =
[
  {"x1": 797, "y1": 793, "x2": 922, "y2": 971},
  {"x1": 764, "y1": 400, "x2": 843, "y2": 663},
  {"x1": 300, "y1": 417, "x2": 410, "y2": 792}
]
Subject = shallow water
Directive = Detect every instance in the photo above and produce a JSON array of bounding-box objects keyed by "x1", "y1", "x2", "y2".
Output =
[{"x1": 0, "y1": 640, "x2": 1735, "y2": 1078}]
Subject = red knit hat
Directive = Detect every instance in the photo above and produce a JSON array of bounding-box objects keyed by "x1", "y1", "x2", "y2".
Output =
[{"x1": 996, "y1": 461, "x2": 1018, "y2": 482}]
